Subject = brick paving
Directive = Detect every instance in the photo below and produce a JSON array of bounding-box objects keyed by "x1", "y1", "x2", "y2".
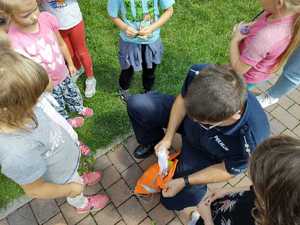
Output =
[{"x1": 2, "y1": 80, "x2": 300, "y2": 225}]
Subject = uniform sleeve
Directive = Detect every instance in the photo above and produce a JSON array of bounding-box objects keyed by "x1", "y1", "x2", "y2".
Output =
[
  {"x1": 1, "y1": 153, "x2": 47, "y2": 185},
  {"x1": 224, "y1": 155, "x2": 249, "y2": 175},
  {"x1": 41, "y1": 12, "x2": 59, "y2": 32},
  {"x1": 159, "y1": 0, "x2": 175, "y2": 10},
  {"x1": 107, "y1": 0, "x2": 120, "y2": 18}
]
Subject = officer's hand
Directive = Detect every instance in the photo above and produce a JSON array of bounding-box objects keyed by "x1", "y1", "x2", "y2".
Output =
[
  {"x1": 155, "y1": 137, "x2": 171, "y2": 156},
  {"x1": 162, "y1": 178, "x2": 185, "y2": 198}
]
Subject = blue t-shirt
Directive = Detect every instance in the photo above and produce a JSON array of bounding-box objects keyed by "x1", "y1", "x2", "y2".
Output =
[
  {"x1": 181, "y1": 64, "x2": 270, "y2": 175},
  {"x1": 107, "y1": 0, "x2": 174, "y2": 44}
]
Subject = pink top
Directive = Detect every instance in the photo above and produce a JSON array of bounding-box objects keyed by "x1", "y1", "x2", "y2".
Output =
[
  {"x1": 239, "y1": 11, "x2": 295, "y2": 84},
  {"x1": 8, "y1": 12, "x2": 68, "y2": 86}
]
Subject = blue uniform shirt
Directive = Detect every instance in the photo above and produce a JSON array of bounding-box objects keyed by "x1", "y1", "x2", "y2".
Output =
[{"x1": 181, "y1": 64, "x2": 270, "y2": 175}]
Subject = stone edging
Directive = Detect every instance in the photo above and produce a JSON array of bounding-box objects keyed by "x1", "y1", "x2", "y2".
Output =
[{"x1": 0, "y1": 132, "x2": 133, "y2": 220}]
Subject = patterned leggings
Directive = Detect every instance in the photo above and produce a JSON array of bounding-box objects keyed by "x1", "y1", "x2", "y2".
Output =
[{"x1": 52, "y1": 76, "x2": 84, "y2": 119}]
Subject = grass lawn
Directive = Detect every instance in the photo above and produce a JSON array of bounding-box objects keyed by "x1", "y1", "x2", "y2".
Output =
[{"x1": 0, "y1": 0, "x2": 259, "y2": 208}]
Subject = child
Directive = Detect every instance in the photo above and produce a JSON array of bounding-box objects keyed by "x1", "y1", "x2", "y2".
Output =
[
  {"x1": 0, "y1": 0, "x2": 93, "y2": 128},
  {"x1": 230, "y1": 1, "x2": 300, "y2": 90},
  {"x1": 39, "y1": 0, "x2": 97, "y2": 98},
  {"x1": 0, "y1": 47, "x2": 109, "y2": 213},
  {"x1": 107, "y1": 0, "x2": 174, "y2": 102}
]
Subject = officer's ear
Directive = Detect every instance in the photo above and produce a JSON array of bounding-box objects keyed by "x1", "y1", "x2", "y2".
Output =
[{"x1": 231, "y1": 110, "x2": 242, "y2": 120}]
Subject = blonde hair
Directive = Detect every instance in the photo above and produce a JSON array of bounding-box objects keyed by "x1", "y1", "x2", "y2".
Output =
[
  {"x1": 0, "y1": 0, "x2": 23, "y2": 15},
  {"x1": 0, "y1": 48, "x2": 49, "y2": 130},
  {"x1": 0, "y1": 30, "x2": 10, "y2": 48},
  {"x1": 274, "y1": 0, "x2": 300, "y2": 72}
]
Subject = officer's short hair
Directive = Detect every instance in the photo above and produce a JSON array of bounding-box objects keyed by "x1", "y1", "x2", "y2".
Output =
[{"x1": 184, "y1": 65, "x2": 247, "y2": 123}]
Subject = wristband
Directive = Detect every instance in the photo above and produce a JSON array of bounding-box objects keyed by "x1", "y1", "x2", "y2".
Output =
[{"x1": 183, "y1": 175, "x2": 190, "y2": 187}]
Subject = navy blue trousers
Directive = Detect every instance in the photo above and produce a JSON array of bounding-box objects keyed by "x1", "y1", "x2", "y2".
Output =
[{"x1": 127, "y1": 92, "x2": 217, "y2": 210}]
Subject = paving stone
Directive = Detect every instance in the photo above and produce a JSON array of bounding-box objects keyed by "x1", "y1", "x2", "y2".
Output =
[
  {"x1": 175, "y1": 207, "x2": 197, "y2": 225},
  {"x1": 293, "y1": 125, "x2": 300, "y2": 137},
  {"x1": 139, "y1": 217, "x2": 154, "y2": 225},
  {"x1": 122, "y1": 164, "x2": 143, "y2": 189},
  {"x1": 278, "y1": 96, "x2": 294, "y2": 109},
  {"x1": 90, "y1": 190, "x2": 111, "y2": 216},
  {"x1": 115, "y1": 220, "x2": 126, "y2": 225},
  {"x1": 55, "y1": 198, "x2": 66, "y2": 206},
  {"x1": 138, "y1": 194, "x2": 160, "y2": 212},
  {"x1": 107, "y1": 144, "x2": 135, "y2": 173},
  {"x1": 0, "y1": 219, "x2": 9, "y2": 225},
  {"x1": 139, "y1": 154, "x2": 157, "y2": 171},
  {"x1": 77, "y1": 215, "x2": 96, "y2": 225},
  {"x1": 207, "y1": 181, "x2": 227, "y2": 192},
  {"x1": 228, "y1": 173, "x2": 246, "y2": 186},
  {"x1": 7, "y1": 204, "x2": 38, "y2": 225},
  {"x1": 60, "y1": 203, "x2": 88, "y2": 225},
  {"x1": 235, "y1": 176, "x2": 252, "y2": 187},
  {"x1": 282, "y1": 129, "x2": 298, "y2": 138},
  {"x1": 288, "y1": 104, "x2": 300, "y2": 120},
  {"x1": 94, "y1": 155, "x2": 112, "y2": 171},
  {"x1": 264, "y1": 103, "x2": 277, "y2": 113},
  {"x1": 118, "y1": 197, "x2": 147, "y2": 225},
  {"x1": 271, "y1": 106, "x2": 299, "y2": 130},
  {"x1": 106, "y1": 179, "x2": 132, "y2": 207},
  {"x1": 94, "y1": 204, "x2": 121, "y2": 225},
  {"x1": 168, "y1": 218, "x2": 184, "y2": 225},
  {"x1": 101, "y1": 166, "x2": 121, "y2": 189},
  {"x1": 30, "y1": 199, "x2": 60, "y2": 224},
  {"x1": 83, "y1": 182, "x2": 102, "y2": 196},
  {"x1": 148, "y1": 204, "x2": 175, "y2": 225},
  {"x1": 43, "y1": 213, "x2": 66, "y2": 225},
  {"x1": 257, "y1": 82, "x2": 272, "y2": 92},
  {"x1": 288, "y1": 89, "x2": 300, "y2": 104},
  {"x1": 270, "y1": 119, "x2": 286, "y2": 135},
  {"x1": 123, "y1": 136, "x2": 143, "y2": 163}
]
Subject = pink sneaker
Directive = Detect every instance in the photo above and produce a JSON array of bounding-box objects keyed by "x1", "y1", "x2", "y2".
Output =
[
  {"x1": 79, "y1": 142, "x2": 91, "y2": 156},
  {"x1": 79, "y1": 107, "x2": 94, "y2": 118},
  {"x1": 76, "y1": 194, "x2": 109, "y2": 214},
  {"x1": 81, "y1": 171, "x2": 102, "y2": 186},
  {"x1": 67, "y1": 117, "x2": 84, "y2": 128}
]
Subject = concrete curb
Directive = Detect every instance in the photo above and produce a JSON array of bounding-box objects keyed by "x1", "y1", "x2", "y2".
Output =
[{"x1": 0, "y1": 132, "x2": 133, "y2": 220}]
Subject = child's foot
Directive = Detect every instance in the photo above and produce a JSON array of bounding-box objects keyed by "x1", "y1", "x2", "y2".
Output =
[
  {"x1": 79, "y1": 142, "x2": 91, "y2": 156},
  {"x1": 118, "y1": 88, "x2": 130, "y2": 103},
  {"x1": 76, "y1": 194, "x2": 109, "y2": 214},
  {"x1": 81, "y1": 171, "x2": 102, "y2": 186},
  {"x1": 85, "y1": 77, "x2": 97, "y2": 98},
  {"x1": 71, "y1": 67, "x2": 84, "y2": 83},
  {"x1": 68, "y1": 117, "x2": 84, "y2": 128},
  {"x1": 256, "y1": 93, "x2": 279, "y2": 108},
  {"x1": 79, "y1": 107, "x2": 94, "y2": 118}
]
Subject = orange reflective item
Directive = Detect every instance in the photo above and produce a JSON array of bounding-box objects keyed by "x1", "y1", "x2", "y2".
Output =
[{"x1": 134, "y1": 151, "x2": 181, "y2": 196}]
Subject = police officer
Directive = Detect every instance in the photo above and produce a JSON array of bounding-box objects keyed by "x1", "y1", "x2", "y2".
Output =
[{"x1": 127, "y1": 64, "x2": 270, "y2": 210}]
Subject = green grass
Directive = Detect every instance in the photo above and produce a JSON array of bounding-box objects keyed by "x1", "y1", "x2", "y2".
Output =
[{"x1": 0, "y1": 0, "x2": 260, "y2": 208}]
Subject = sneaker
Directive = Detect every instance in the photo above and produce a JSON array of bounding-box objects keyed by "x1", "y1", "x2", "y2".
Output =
[
  {"x1": 68, "y1": 116, "x2": 84, "y2": 128},
  {"x1": 71, "y1": 67, "x2": 84, "y2": 83},
  {"x1": 81, "y1": 171, "x2": 102, "y2": 186},
  {"x1": 76, "y1": 194, "x2": 109, "y2": 214},
  {"x1": 79, "y1": 107, "x2": 94, "y2": 118},
  {"x1": 118, "y1": 88, "x2": 130, "y2": 103},
  {"x1": 188, "y1": 210, "x2": 201, "y2": 225},
  {"x1": 79, "y1": 142, "x2": 91, "y2": 156},
  {"x1": 257, "y1": 93, "x2": 279, "y2": 108},
  {"x1": 85, "y1": 78, "x2": 96, "y2": 98}
]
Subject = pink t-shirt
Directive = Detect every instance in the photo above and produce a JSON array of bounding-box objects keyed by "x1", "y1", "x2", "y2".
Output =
[
  {"x1": 8, "y1": 12, "x2": 68, "y2": 86},
  {"x1": 239, "y1": 11, "x2": 295, "y2": 84}
]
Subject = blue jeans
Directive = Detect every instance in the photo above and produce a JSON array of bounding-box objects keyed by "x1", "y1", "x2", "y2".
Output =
[
  {"x1": 267, "y1": 46, "x2": 300, "y2": 98},
  {"x1": 127, "y1": 92, "x2": 211, "y2": 210}
]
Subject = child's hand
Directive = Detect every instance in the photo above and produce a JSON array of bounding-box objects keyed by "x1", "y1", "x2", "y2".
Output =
[
  {"x1": 231, "y1": 22, "x2": 248, "y2": 43},
  {"x1": 68, "y1": 64, "x2": 77, "y2": 76},
  {"x1": 139, "y1": 26, "x2": 154, "y2": 38},
  {"x1": 125, "y1": 26, "x2": 138, "y2": 37}
]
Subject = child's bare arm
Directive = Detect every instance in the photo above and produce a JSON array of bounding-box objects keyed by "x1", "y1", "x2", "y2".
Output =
[
  {"x1": 230, "y1": 23, "x2": 252, "y2": 75},
  {"x1": 111, "y1": 17, "x2": 138, "y2": 37},
  {"x1": 54, "y1": 31, "x2": 76, "y2": 75},
  {"x1": 21, "y1": 178, "x2": 83, "y2": 199},
  {"x1": 139, "y1": 7, "x2": 174, "y2": 37}
]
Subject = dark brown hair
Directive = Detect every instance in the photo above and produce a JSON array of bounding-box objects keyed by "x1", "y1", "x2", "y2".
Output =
[
  {"x1": 250, "y1": 136, "x2": 300, "y2": 225},
  {"x1": 184, "y1": 65, "x2": 246, "y2": 123},
  {"x1": 0, "y1": 48, "x2": 49, "y2": 130}
]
